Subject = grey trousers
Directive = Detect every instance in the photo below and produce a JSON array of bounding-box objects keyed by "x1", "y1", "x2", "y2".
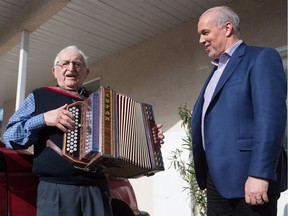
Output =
[{"x1": 36, "y1": 181, "x2": 113, "y2": 216}]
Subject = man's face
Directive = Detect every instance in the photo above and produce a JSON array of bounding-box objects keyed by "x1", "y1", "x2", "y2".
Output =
[
  {"x1": 52, "y1": 50, "x2": 89, "y2": 91},
  {"x1": 197, "y1": 12, "x2": 227, "y2": 60}
]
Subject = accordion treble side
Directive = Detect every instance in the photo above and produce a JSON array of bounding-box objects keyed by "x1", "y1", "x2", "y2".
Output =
[{"x1": 63, "y1": 86, "x2": 164, "y2": 178}]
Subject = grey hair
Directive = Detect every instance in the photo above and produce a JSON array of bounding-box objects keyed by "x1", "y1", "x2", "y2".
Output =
[
  {"x1": 53, "y1": 45, "x2": 88, "y2": 66},
  {"x1": 201, "y1": 6, "x2": 240, "y2": 37}
]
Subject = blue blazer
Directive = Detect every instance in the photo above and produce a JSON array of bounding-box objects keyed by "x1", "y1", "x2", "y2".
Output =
[{"x1": 191, "y1": 42, "x2": 287, "y2": 198}]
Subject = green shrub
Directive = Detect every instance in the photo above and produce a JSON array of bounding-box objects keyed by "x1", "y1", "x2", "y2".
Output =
[{"x1": 170, "y1": 104, "x2": 207, "y2": 216}]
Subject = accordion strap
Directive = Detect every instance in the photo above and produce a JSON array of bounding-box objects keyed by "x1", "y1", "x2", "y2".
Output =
[
  {"x1": 46, "y1": 139, "x2": 95, "y2": 172},
  {"x1": 46, "y1": 139, "x2": 63, "y2": 156},
  {"x1": 42, "y1": 86, "x2": 88, "y2": 100}
]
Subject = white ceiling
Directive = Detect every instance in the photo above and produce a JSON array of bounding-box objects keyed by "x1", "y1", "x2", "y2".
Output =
[{"x1": 0, "y1": 0, "x2": 230, "y2": 107}]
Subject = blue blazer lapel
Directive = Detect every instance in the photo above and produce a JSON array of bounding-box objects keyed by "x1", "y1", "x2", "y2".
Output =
[{"x1": 212, "y1": 43, "x2": 246, "y2": 100}]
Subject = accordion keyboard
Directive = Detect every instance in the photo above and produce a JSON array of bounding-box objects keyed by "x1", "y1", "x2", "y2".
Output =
[{"x1": 65, "y1": 104, "x2": 82, "y2": 158}]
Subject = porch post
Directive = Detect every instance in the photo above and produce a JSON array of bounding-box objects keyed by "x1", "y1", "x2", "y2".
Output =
[{"x1": 15, "y1": 30, "x2": 29, "y2": 110}]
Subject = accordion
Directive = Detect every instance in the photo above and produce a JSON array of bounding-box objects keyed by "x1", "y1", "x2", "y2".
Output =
[{"x1": 63, "y1": 86, "x2": 164, "y2": 178}]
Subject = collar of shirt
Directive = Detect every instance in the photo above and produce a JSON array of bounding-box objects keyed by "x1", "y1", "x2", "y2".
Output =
[{"x1": 211, "y1": 40, "x2": 243, "y2": 67}]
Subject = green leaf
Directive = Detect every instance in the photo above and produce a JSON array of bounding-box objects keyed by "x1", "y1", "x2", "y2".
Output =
[{"x1": 169, "y1": 104, "x2": 207, "y2": 216}]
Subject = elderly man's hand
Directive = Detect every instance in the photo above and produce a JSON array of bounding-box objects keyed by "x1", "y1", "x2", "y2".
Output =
[
  {"x1": 155, "y1": 124, "x2": 165, "y2": 145},
  {"x1": 44, "y1": 104, "x2": 75, "y2": 133}
]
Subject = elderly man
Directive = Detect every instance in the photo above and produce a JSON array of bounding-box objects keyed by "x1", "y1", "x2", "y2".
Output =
[{"x1": 3, "y1": 45, "x2": 164, "y2": 216}]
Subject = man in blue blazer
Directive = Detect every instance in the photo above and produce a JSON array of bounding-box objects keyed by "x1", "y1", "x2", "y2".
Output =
[{"x1": 192, "y1": 6, "x2": 287, "y2": 216}]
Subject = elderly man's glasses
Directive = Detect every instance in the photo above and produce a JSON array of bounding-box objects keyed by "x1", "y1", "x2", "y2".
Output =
[{"x1": 56, "y1": 61, "x2": 83, "y2": 69}]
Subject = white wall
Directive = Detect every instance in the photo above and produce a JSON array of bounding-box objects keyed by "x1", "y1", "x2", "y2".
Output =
[
  {"x1": 130, "y1": 122, "x2": 192, "y2": 216},
  {"x1": 278, "y1": 192, "x2": 288, "y2": 216}
]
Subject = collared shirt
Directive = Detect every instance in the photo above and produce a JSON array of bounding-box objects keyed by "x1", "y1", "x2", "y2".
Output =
[
  {"x1": 3, "y1": 93, "x2": 46, "y2": 149},
  {"x1": 3, "y1": 87, "x2": 86, "y2": 149},
  {"x1": 201, "y1": 40, "x2": 243, "y2": 149}
]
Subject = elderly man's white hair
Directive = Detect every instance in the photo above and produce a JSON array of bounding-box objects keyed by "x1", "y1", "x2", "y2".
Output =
[{"x1": 53, "y1": 45, "x2": 88, "y2": 66}]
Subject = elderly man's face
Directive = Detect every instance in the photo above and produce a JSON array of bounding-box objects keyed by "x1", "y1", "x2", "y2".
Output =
[{"x1": 52, "y1": 50, "x2": 89, "y2": 91}]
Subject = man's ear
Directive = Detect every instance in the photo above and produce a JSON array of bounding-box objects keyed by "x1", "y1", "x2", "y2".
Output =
[
  {"x1": 52, "y1": 67, "x2": 57, "y2": 79},
  {"x1": 85, "y1": 68, "x2": 90, "y2": 78},
  {"x1": 225, "y1": 22, "x2": 233, "y2": 37}
]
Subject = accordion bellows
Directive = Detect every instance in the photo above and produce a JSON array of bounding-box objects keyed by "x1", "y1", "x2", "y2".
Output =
[{"x1": 63, "y1": 86, "x2": 164, "y2": 178}]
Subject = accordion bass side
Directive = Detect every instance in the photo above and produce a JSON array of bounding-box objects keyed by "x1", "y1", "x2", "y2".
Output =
[{"x1": 63, "y1": 86, "x2": 164, "y2": 178}]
